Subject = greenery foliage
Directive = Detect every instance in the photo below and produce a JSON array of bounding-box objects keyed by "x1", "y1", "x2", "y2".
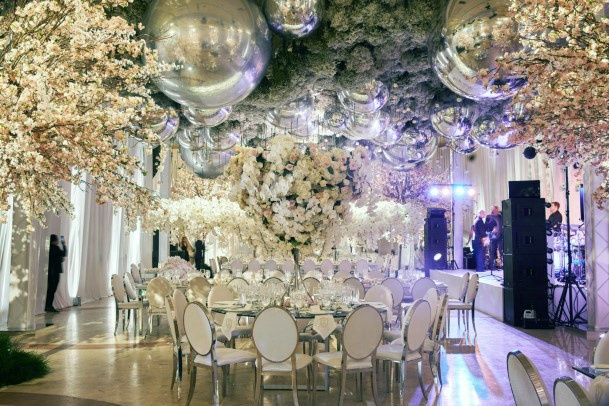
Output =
[{"x1": 0, "y1": 333, "x2": 50, "y2": 387}]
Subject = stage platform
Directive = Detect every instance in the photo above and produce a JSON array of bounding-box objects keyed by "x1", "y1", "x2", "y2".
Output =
[{"x1": 430, "y1": 269, "x2": 505, "y2": 321}]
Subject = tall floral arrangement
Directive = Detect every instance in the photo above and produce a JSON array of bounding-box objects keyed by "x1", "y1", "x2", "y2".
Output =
[
  {"x1": 490, "y1": 1, "x2": 609, "y2": 205},
  {"x1": 0, "y1": 0, "x2": 170, "y2": 225},
  {"x1": 225, "y1": 135, "x2": 372, "y2": 255}
]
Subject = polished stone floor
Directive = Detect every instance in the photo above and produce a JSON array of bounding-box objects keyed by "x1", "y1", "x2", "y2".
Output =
[{"x1": 0, "y1": 298, "x2": 602, "y2": 405}]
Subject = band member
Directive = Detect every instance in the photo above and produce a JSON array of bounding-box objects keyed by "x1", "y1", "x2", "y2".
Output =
[
  {"x1": 487, "y1": 205, "x2": 503, "y2": 270},
  {"x1": 548, "y1": 201, "x2": 563, "y2": 233},
  {"x1": 472, "y1": 210, "x2": 487, "y2": 272}
]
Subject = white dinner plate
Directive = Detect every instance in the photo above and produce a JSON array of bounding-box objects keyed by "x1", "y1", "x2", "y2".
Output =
[
  {"x1": 213, "y1": 300, "x2": 236, "y2": 307},
  {"x1": 308, "y1": 310, "x2": 334, "y2": 315}
]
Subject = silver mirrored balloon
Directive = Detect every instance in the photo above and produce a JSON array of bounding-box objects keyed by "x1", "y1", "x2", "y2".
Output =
[
  {"x1": 400, "y1": 128, "x2": 433, "y2": 147},
  {"x1": 182, "y1": 105, "x2": 233, "y2": 128},
  {"x1": 448, "y1": 136, "x2": 479, "y2": 154},
  {"x1": 380, "y1": 154, "x2": 424, "y2": 172},
  {"x1": 383, "y1": 135, "x2": 438, "y2": 168},
  {"x1": 266, "y1": 95, "x2": 314, "y2": 131},
  {"x1": 179, "y1": 146, "x2": 233, "y2": 179},
  {"x1": 289, "y1": 120, "x2": 318, "y2": 138},
  {"x1": 142, "y1": 0, "x2": 271, "y2": 110},
  {"x1": 343, "y1": 111, "x2": 390, "y2": 140},
  {"x1": 470, "y1": 115, "x2": 517, "y2": 150},
  {"x1": 177, "y1": 127, "x2": 209, "y2": 151},
  {"x1": 323, "y1": 106, "x2": 349, "y2": 134},
  {"x1": 370, "y1": 126, "x2": 403, "y2": 148},
  {"x1": 263, "y1": 0, "x2": 325, "y2": 39},
  {"x1": 429, "y1": 0, "x2": 525, "y2": 100},
  {"x1": 205, "y1": 129, "x2": 240, "y2": 151},
  {"x1": 137, "y1": 108, "x2": 180, "y2": 145},
  {"x1": 431, "y1": 104, "x2": 479, "y2": 139},
  {"x1": 337, "y1": 80, "x2": 389, "y2": 114}
]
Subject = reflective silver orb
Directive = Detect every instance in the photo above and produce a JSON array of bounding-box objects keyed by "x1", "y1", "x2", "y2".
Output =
[
  {"x1": 266, "y1": 95, "x2": 314, "y2": 131},
  {"x1": 142, "y1": 0, "x2": 271, "y2": 109},
  {"x1": 337, "y1": 80, "x2": 389, "y2": 114},
  {"x1": 343, "y1": 111, "x2": 390, "y2": 140},
  {"x1": 182, "y1": 105, "x2": 233, "y2": 128},
  {"x1": 429, "y1": 0, "x2": 525, "y2": 100},
  {"x1": 382, "y1": 135, "x2": 438, "y2": 170},
  {"x1": 323, "y1": 106, "x2": 349, "y2": 134},
  {"x1": 289, "y1": 120, "x2": 318, "y2": 138},
  {"x1": 205, "y1": 129, "x2": 240, "y2": 151},
  {"x1": 400, "y1": 128, "x2": 433, "y2": 147},
  {"x1": 448, "y1": 136, "x2": 479, "y2": 154},
  {"x1": 370, "y1": 126, "x2": 403, "y2": 148},
  {"x1": 431, "y1": 104, "x2": 479, "y2": 139},
  {"x1": 469, "y1": 115, "x2": 517, "y2": 150},
  {"x1": 136, "y1": 108, "x2": 180, "y2": 145},
  {"x1": 179, "y1": 147, "x2": 233, "y2": 179},
  {"x1": 177, "y1": 127, "x2": 209, "y2": 151},
  {"x1": 263, "y1": 0, "x2": 325, "y2": 39}
]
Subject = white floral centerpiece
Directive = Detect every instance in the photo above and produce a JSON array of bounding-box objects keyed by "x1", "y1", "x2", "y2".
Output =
[
  {"x1": 225, "y1": 135, "x2": 372, "y2": 256},
  {"x1": 158, "y1": 256, "x2": 196, "y2": 283}
]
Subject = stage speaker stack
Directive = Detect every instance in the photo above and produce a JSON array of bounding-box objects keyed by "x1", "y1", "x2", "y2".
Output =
[
  {"x1": 424, "y1": 208, "x2": 448, "y2": 273},
  {"x1": 502, "y1": 180, "x2": 550, "y2": 327}
]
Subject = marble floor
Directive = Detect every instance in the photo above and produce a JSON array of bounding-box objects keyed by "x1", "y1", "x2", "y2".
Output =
[{"x1": 0, "y1": 298, "x2": 602, "y2": 405}]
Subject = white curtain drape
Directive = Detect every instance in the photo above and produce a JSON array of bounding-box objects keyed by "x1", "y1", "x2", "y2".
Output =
[{"x1": 0, "y1": 196, "x2": 14, "y2": 329}]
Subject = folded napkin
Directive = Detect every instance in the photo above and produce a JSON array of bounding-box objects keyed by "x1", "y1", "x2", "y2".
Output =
[
  {"x1": 222, "y1": 312, "x2": 238, "y2": 338},
  {"x1": 313, "y1": 315, "x2": 337, "y2": 340}
]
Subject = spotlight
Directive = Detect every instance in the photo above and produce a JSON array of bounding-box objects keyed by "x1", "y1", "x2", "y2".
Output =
[
  {"x1": 441, "y1": 187, "x2": 451, "y2": 197},
  {"x1": 523, "y1": 146, "x2": 537, "y2": 159},
  {"x1": 467, "y1": 187, "x2": 476, "y2": 197},
  {"x1": 429, "y1": 187, "x2": 440, "y2": 197},
  {"x1": 455, "y1": 185, "x2": 465, "y2": 196},
  {"x1": 433, "y1": 253, "x2": 443, "y2": 261}
]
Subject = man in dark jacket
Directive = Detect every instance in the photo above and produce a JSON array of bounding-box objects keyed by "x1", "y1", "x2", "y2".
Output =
[{"x1": 45, "y1": 234, "x2": 66, "y2": 313}]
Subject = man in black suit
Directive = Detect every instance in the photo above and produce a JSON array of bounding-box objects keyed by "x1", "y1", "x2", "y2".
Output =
[
  {"x1": 548, "y1": 201, "x2": 563, "y2": 233},
  {"x1": 487, "y1": 205, "x2": 503, "y2": 270},
  {"x1": 472, "y1": 210, "x2": 488, "y2": 272},
  {"x1": 45, "y1": 234, "x2": 66, "y2": 313}
]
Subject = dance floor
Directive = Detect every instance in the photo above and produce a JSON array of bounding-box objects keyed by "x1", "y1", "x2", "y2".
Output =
[{"x1": 0, "y1": 297, "x2": 601, "y2": 405}]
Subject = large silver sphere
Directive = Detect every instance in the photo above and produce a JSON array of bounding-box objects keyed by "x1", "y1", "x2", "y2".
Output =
[
  {"x1": 289, "y1": 121, "x2": 318, "y2": 138},
  {"x1": 337, "y1": 80, "x2": 389, "y2": 114},
  {"x1": 266, "y1": 95, "x2": 314, "y2": 131},
  {"x1": 431, "y1": 103, "x2": 479, "y2": 139},
  {"x1": 137, "y1": 108, "x2": 180, "y2": 145},
  {"x1": 370, "y1": 126, "x2": 403, "y2": 148},
  {"x1": 448, "y1": 136, "x2": 479, "y2": 154},
  {"x1": 343, "y1": 111, "x2": 390, "y2": 140},
  {"x1": 182, "y1": 105, "x2": 233, "y2": 128},
  {"x1": 469, "y1": 115, "x2": 517, "y2": 150},
  {"x1": 323, "y1": 106, "x2": 349, "y2": 134},
  {"x1": 177, "y1": 127, "x2": 209, "y2": 151},
  {"x1": 142, "y1": 0, "x2": 271, "y2": 110},
  {"x1": 382, "y1": 135, "x2": 438, "y2": 171},
  {"x1": 429, "y1": 0, "x2": 525, "y2": 100},
  {"x1": 263, "y1": 0, "x2": 325, "y2": 39},
  {"x1": 179, "y1": 147, "x2": 233, "y2": 179},
  {"x1": 205, "y1": 129, "x2": 240, "y2": 151},
  {"x1": 400, "y1": 128, "x2": 433, "y2": 147}
]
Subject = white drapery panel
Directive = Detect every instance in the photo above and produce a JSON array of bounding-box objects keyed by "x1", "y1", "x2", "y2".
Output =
[{"x1": 0, "y1": 196, "x2": 14, "y2": 329}]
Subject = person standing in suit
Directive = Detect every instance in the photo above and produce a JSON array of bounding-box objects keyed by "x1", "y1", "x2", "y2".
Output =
[
  {"x1": 472, "y1": 210, "x2": 488, "y2": 272},
  {"x1": 487, "y1": 205, "x2": 503, "y2": 270},
  {"x1": 194, "y1": 240, "x2": 205, "y2": 270},
  {"x1": 45, "y1": 234, "x2": 66, "y2": 313},
  {"x1": 548, "y1": 201, "x2": 563, "y2": 233}
]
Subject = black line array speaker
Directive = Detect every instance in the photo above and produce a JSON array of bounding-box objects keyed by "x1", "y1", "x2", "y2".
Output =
[
  {"x1": 502, "y1": 191, "x2": 549, "y2": 327},
  {"x1": 424, "y1": 208, "x2": 447, "y2": 271},
  {"x1": 508, "y1": 180, "x2": 541, "y2": 198}
]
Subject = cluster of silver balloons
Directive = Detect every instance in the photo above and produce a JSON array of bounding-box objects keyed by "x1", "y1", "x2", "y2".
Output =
[
  {"x1": 430, "y1": 0, "x2": 525, "y2": 101},
  {"x1": 139, "y1": 0, "x2": 328, "y2": 178},
  {"x1": 380, "y1": 129, "x2": 438, "y2": 171}
]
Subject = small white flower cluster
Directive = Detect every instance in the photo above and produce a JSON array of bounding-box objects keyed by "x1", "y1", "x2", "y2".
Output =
[
  {"x1": 158, "y1": 256, "x2": 196, "y2": 283},
  {"x1": 225, "y1": 136, "x2": 372, "y2": 256}
]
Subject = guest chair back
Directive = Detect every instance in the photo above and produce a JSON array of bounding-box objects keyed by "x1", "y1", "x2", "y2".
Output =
[
  {"x1": 302, "y1": 277, "x2": 320, "y2": 296},
  {"x1": 344, "y1": 277, "x2": 365, "y2": 301},
  {"x1": 186, "y1": 276, "x2": 211, "y2": 304},
  {"x1": 248, "y1": 259, "x2": 261, "y2": 273},
  {"x1": 264, "y1": 259, "x2": 277, "y2": 272},
  {"x1": 554, "y1": 377, "x2": 594, "y2": 406},
  {"x1": 302, "y1": 259, "x2": 316, "y2": 273},
  {"x1": 507, "y1": 350, "x2": 551, "y2": 406},
  {"x1": 173, "y1": 289, "x2": 188, "y2": 341},
  {"x1": 282, "y1": 259, "x2": 295, "y2": 274},
  {"x1": 131, "y1": 263, "x2": 142, "y2": 284},
  {"x1": 411, "y1": 277, "x2": 437, "y2": 301},
  {"x1": 227, "y1": 277, "x2": 249, "y2": 294},
  {"x1": 231, "y1": 259, "x2": 244, "y2": 274},
  {"x1": 320, "y1": 259, "x2": 333, "y2": 274},
  {"x1": 593, "y1": 333, "x2": 609, "y2": 365},
  {"x1": 382, "y1": 278, "x2": 405, "y2": 309},
  {"x1": 364, "y1": 285, "x2": 394, "y2": 323}
]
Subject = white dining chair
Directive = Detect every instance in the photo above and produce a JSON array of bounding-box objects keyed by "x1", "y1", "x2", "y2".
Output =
[
  {"x1": 338, "y1": 260, "x2": 352, "y2": 275},
  {"x1": 252, "y1": 306, "x2": 313, "y2": 406},
  {"x1": 248, "y1": 259, "x2": 261, "y2": 273},
  {"x1": 231, "y1": 259, "x2": 244, "y2": 274},
  {"x1": 382, "y1": 278, "x2": 405, "y2": 324},
  {"x1": 302, "y1": 277, "x2": 320, "y2": 297},
  {"x1": 263, "y1": 277, "x2": 286, "y2": 294},
  {"x1": 173, "y1": 289, "x2": 188, "y2": 343},
  {"x1": 146, "y1": 277, "x2": 173, "y2": 335},
  {"x1": 302, "y1": 259, "x2": 316, "y2": 274},
  {"x1": 131, "y1": 263, "x2": 143, "y2": 284},
  {"x1": 183, "y1": 302, "x2": 256, "y2": 406},
  {"x1": 304, "y1": 270, "x2": 322, "y2": 280},
  {"x1": 377, "y1": 299, "x2": 432, "y2": 402},
  {"x1": 411, "y1": 277, "x2": 437, "y2": 301},
  {"x1": 343, "y1": 277, "x2": 365, "y2": 301},
  {"x1": 312, "y1": 304, "x2": 383, "y2": 405},
  {"x1": 210, "y1": 258, "x2": 220, "y2": 276},
  {"x1": 447, "y1": 273, "x2": 479, "y2": 335},
  {"x1": 364, "y1": 285, "x2": 394, "y2": 326},
  {"x1": 227, "y1": 277, "x2": 249, "y2": 295},
  {"x1": 271, "y1": 270, "x2": 286, "y2": 280},
  {"x1": 123, "y1": 273, "x2": 147, "y2": 335},
  {"x1": 320, "y1": 259, "x2": 334, "y2": 275},
  {"x1": 264, "y1": 259, "x2": 277, "y2": 272},
  {"x1": 165, "y1": 296, "x2": 189, "y2": 399},
  {"x1": 355, "y1": 258, "x2": 369, "y2": 277},
  {"x1": 186, "y1": 276, "x2": 211, "y2": 304},
  {"x1": 207, "y1": 285, "x2": 251, "y2": 346},
  {"x1": 452, "y1": 272, "x2": 470, "y2": 301},
  {"x1": 283, "y1": 258, "x2": 295, "y2": 274},
  {"x1": 110, "y1": 274, "x2": 142, "y2": 336},
  {"x1": 589, "y1": 374, "x2": 609, "y2": 405},
  {"x1": 422, "y1": 293, "x2": 448, "y2": 386},
  {"x1": 593, "y1": 332, "x2": 609, "y2": 365},
  {"x1": 554, "y1": 376, "x2": 594, "y2": 406},
  {"x1": 507, "y1": 350, "x2": 551, "y2": 406}
]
